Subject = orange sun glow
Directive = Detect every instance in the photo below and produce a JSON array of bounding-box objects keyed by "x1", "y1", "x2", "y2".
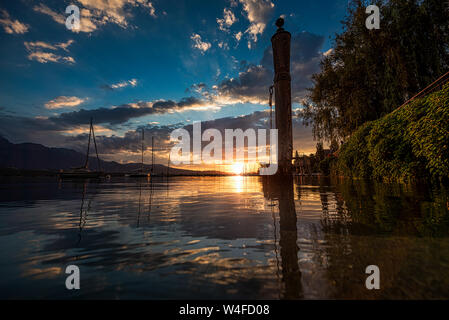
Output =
[{"x1": 231, "y1": 163, "x2": 244, "y2": 175}]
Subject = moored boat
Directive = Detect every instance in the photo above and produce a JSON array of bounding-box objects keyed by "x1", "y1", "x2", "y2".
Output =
[
  {"x1": 59, "y1": 168, "x2": 104, "y2": 179},
  {"x1": 59, "y1": 118, "x2": 104, "y2": 179},
  {"x1": 127, "y1": 128, "x2": 151, "y2": 178},
  {"x1": 128, "y1": 171, "x2": 150, "y2": 178}
]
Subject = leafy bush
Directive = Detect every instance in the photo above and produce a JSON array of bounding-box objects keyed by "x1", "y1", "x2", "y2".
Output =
[
  {"x1": 407, "y1": 84, "x2": 449, "y2": 179},
  {"x1": 335, "y1": 83, "x2": 449, "y2": 182},
  {"x1": 367, "y1": 108, "x2": 424, "y2": 182},
  {"x1": 334, "y1": 122, "x2": 373, "y2": 178}
]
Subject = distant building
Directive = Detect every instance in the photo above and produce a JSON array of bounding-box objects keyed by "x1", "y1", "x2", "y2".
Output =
[
  {"x1": 293, "y1": 153, "x2": 313, "y2": 175},
  {"x1": 292, "y1": 149, "x2": 333, "y2": 175}
]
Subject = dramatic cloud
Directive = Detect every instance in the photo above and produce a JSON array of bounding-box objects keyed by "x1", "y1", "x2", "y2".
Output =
[
  {"x1": 0, "y1": 107, "x2": 315, "y2": 164},
  {"x1": 74, "y1": 125, "x2": 177, "y2": 156},
  {"x1": 217, "y1": 8, "x2": 237, "y2": 32},
  {"x1": 1, "y1": 110, "x2": 270, "y2": 156},
  {"x1": 33, "y1": 4, "x2": 66, "y2": 24},
  {"x1": 75, "y1": 0, "x2": 157, "y2": 26},
  {"x1": 214, "y1": 64, "x2": 273, "y2": 104},
  {"x1": 184, "y1": 110, "x2": 269, "y2": 136},
  {"x1": 190, "y1": 33, "x2": 212, "y2": 53},
  {"x1": 24, "y1": 40, "x2": 74, "y2": 52},
  {"x1": 33, "y1": 4, "x2": 95, "y2": 33},
  {"x1": 0, "y1": 93, "x2": 221, "y2": 157},
  {"x1": 45, "y1": 96, "x2": 87, "y2": 109},
  {"x1": 111, "y1": 115, "x2": 314, "y2": 162},
  {"x1": 239, "y1": 0, "x2": 274, "y2": 43},
  {"x1": 48, "y1": 96, "x2": 216, "y2": 126},
  {"x1": 24, "y1": 39, "x2": 75, "y2": 64},
  {"x1": 190, "y1": 33, "x2": 212, "y2": 54},
  {"x1": 1, "y1": 95, "x2": 218, "y2": 147},
  {"x1": 147, "y1": 2, "x2": 157, "y2": 18},
  {"x1": 102, "y1": 79, "x2": 138, "y2": 90},
  {"x1": 235, "y1": 31, "x2": 243, "y2": 41},
  {"x1": 27, "y1": 52, "x2": 75, "y2": 64},
  {"x1": 56, "y1": 39, "x2": 75, "y2": 52},
  {"x1": 212, "y1": 32, "x2": 325, "y2": 104},
  {"x1": 34, "y1": 1, "x2": 157, "y2": 33},
  {"x1": 0, "y1": 9, "x2": 29, "y2": 34}
]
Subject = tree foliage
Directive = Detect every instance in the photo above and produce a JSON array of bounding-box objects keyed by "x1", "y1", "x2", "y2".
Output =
[{"x1": 304, "y1": 0, "x2": 449, "y2": 142}]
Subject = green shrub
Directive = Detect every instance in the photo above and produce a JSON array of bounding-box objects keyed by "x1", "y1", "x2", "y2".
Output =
[
  {"x1": 336, "y1": 83, "x2": 449, "y2": 182},
  {"x1": 407, "y1": 84, "x2": 449, "y2": 179},
  {"x1": 335, "y1": 122, "x2": 373, "y2": 178},
  {"x1": 367, "y1": 108, "x2": 424, "y2": 182}
]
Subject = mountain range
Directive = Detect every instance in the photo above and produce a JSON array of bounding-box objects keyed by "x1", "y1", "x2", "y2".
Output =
[{"x1": 0, "y1": 136, "x2": 220, "y2": 175}]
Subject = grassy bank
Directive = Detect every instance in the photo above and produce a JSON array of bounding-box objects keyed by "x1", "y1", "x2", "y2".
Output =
[{"x1": 334, "y1": 83, "x2": 449, "y2": 183}]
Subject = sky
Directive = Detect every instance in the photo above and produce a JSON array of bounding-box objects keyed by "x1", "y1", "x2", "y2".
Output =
[{"x1": 0, "y1": 0, "x2": 349, "y2": 170}]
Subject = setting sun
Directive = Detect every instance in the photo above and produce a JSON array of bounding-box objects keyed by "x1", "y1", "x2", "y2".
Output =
[{"x1": 231, "y1": 163, "x2": 244, "y2": 175}]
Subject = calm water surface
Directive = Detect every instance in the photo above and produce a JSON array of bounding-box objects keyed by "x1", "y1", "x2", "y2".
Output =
[{"x1": 0, "y1": 176, "x2": 448, "y2": 299}]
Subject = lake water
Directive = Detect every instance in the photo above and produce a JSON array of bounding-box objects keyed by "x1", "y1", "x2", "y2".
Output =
[{"x1": 0, "y1": 176, "x2": 448, "y2": 299}]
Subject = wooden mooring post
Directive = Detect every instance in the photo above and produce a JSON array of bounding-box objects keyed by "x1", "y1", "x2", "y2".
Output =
[{"x1": 271, "y1": 18, "x2": 293, "y2": 175}]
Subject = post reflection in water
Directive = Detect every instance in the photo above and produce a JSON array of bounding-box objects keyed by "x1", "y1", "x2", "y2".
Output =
[{"x1": 262, "y1": 175, "x2": 303, "y2": 299}]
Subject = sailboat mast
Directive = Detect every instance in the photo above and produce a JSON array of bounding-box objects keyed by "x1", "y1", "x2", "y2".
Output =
[
  {"x1": 91, "y1": 119, "x2": 101, "y2": 172},
  {"x1": 84, "y1": 118, "x2": 92, "y2": 169},
  {"x1": 141, "y1": 129, "x2": 144, "y2": 172}
]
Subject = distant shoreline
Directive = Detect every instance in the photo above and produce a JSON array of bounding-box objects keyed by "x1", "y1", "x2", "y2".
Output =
[
  {"x1": 0, "y1": 167, "x2": 241, "y2": 178},
  {"x1": 0, "y1": 167, "x2": 329, "y2": 178}
]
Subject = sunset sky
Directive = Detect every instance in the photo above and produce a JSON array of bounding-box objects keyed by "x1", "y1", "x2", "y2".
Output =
[{"x1": 0, "y1": 0, "x2": 348, "y2": 169}]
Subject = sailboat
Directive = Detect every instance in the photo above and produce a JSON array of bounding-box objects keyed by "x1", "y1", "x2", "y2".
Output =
[
  {"x1": 59, "y1": 118, "x2": 104, "y2": 179},
  {"x1": 128, "y1": 129, "x2": 151, "y2": 178}
]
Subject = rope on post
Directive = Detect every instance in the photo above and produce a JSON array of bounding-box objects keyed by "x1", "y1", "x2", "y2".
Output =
[{"x1": 269, "y1": 85, "x2": 274, "y2": 129}]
